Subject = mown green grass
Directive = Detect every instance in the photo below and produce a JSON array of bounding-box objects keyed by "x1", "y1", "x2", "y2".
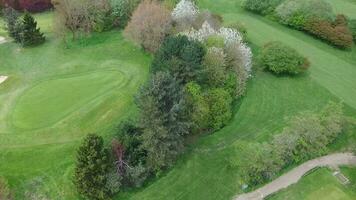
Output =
[
  {"x1": 0, "y1": 13, "x2": 151, "y2": 199},
  {"x1": 326, "y1": 0, "x2": 356, "y2": 19},
  {"x1": 1, "y1": 1, "x2": 356, "y2": 199},
  {"x1": 267, "y1": 167, "x2": 356, "y2": 200},
  {"x1": 119, "y1": 0, "x2": 356, "y2": 199}
]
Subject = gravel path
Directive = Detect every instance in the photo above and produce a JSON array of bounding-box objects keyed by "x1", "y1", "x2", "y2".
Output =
[{"x1": 234, "y1": 153, "x2": 356, "y2": 200}]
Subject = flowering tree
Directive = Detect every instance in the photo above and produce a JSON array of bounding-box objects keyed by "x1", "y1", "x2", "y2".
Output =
[
  {"x1": 171, "y1": 0, "x2": 199, "y2": 30},
  {"x1": 182, "y1": 21, "x2": 252, "y2": 75}
]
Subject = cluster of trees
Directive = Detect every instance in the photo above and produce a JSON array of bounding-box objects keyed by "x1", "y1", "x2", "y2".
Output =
[
  {"x1": 0, "y1": 177, "x2": 12, "y2": 200},
  {"x1": 74, "y1": 0, "x2": 253, "y2": 199},
  {"x1": 2, "y1": 7, "x2": 45, "y2": 46},
  {"x1": 230, "y1": 102, "x2": 345, "y2": 186},
  {"x1": 259, "y1": 41, "x2": 310, "y2": 75},
  {"x1": 243, "y1": 0, "x2": 355, "y2": 49}
]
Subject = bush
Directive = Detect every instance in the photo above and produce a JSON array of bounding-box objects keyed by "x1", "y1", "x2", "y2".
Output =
[
  {"x1": 305, "y1": 17, "x2": 353, "y2": 49},
  {"x1": 348, "y1": 19, "x2": 356, "y2": 43},
  {"x1": 242, "y1": 0, "x2": 284, "y2": 15},
  {"x1": 124, "y1": 0, "x2": 172, "y2": 52},
  {"x1": 259, "y1": 41, "x2": 309, "y2": 75},
  {"x1": 276, "y1": 0, "x2": 334, "y2": 29},
  {"x1": 110, "y1": 0, "x2": 141, "y2": 28},
  {"x1": 74, "y1": 134, "x2": 111, "y2": 200},
  {"x1": 205, "y1": 88, "x2": 232, "y2": 130}
]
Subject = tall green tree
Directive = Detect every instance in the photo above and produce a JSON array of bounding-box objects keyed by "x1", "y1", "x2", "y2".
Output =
[
  {"x1": 74, "y1": 134, "x2": 110, "y2": 200},
  {"x1": 21, "y1": 12, "x2": 45, "y2": 46}
]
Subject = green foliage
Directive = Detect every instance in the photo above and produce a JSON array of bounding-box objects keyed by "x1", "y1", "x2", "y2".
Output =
[
  {"x1": 152, "y1": 35, "x2": 206, "y2": 84},
  {"x1": 74, "y1": 134, "x2": 111, "y2": 200},
  {"x1": 231, "y1": 102, "x2": 345, "y2": 186},
  {"x1": 21, "y1": 12, "x2": 45, "y2": 46},
  {"x1": 204, "y1": 35, "x2": 225, "y2": 48},
  {"x1": 110, "y1": 0, "x2": 141, "y2": 28},
  {"x1": 3, "y1": 7, "x2": 22, "y2": 43},
  {"x1": 202, "y1": 47, "x2": 228, "y2": 87},
  {"x1": 242, "y1": 0, "x2": 284, "y2": 15},
  {"x1": 348, "y1": 19, "x2": 356, "y2": 43},
  {"x1": 205, "y1": 88, "x2": 233, "y2": 130},
  {"x1": 259, "y1": 41, "x2": 309, "y2": 75},
  {"x1": 137, "y1": 71, "x2": 187, "y2": 171}
]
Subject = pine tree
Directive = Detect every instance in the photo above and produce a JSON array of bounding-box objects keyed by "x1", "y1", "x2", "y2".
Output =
[
  {"x1": 74, "y1": 134, "x2": 111, "y2": 200},
  {"x1": 21, "y1": 12, "x2": 45, "y2": 46}
]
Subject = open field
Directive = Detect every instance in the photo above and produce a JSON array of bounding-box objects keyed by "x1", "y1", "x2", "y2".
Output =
[
  {"x1": 326, "y1": 0, "x2": 356, "y2": 19},
  {"x1": 0, "y1": 0, "x2": 356, "y2": 199},
  {"x1": 267, "y1": 167, "x2": 356, "y2": 200},
  {"x1": 0, "y1": 13, "x2": 151, "y2": 199}
]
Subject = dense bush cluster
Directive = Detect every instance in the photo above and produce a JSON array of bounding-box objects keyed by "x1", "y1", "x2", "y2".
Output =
[
  {"x1": 74, "y1": 0, "x2": 253, "y2": 198},
  {"x1": 231, "y1": 102, "x2": 345, "y2": 186},
  {"x1": 3, "y1": 7, "x2": 45, "y2": 46},
  {"x1": 243, "y1": 0, "x2": 355, "y2": 49},
  {"x1": 259, "y1": 41, "x2": 309, "y2": 75}
]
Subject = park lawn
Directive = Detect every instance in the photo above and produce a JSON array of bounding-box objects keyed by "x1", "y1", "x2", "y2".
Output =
[
  {"x1": 119, "y1": 0, "x2": 356, "y2": 200},
  {"x1": 267, "y1": 167, "x2": 356, "y2": 200},
  {"x1": 0, "y1": 13, "x2": 151, "y2": 199}
]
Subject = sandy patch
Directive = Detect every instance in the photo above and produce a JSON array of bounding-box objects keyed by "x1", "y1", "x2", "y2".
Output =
[
  {"x1": 0, "y1": 76, "x2": 8, "y2": 85},
  {"x1": 0, "y1": 36, "x2": 6, "y2": 44}
]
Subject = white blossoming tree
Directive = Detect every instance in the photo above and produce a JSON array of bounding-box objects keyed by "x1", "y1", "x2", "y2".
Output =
[{"x1": 171, "y1": 0, "x2": 199, "y2": 30}]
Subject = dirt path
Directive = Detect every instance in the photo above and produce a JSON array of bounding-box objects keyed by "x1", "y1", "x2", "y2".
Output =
[
  {"x1": 234, "y1": 153, "x2": 356, "y2": 200},
  {"x1": 0, "y1": 76, "x2": 8, "y2": 85}
]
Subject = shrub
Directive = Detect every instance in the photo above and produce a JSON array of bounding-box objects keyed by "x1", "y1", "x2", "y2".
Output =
[
  {"x1": 205, "y1": 88, "x2": 232, "y2": 130},
  {"x1": 74, "y1": 134, "x2": 111, "y2": 200},
  {"x1": 242, "y1": 0, "x2": 284, "y2": 15},
  {"x1": 192, "y1": 10, "x2": 223, "y2": 30},
  {"x1": 348, "y1": 19, "x2": 356, "y2": 43},
  {"x1": 259, "y1": 41, "x2": 309, "y2": 75},
  {"x1": 305, "y1": 17, "x2": 353, "y2": 49},
  {"x1": 202, "y1": 47, "x2": 227, "y2": 86},
  {"x1": 124, "y1": 0, "x2": 172, "y2": 52},
  {"x1": 110, "y1": 0, "x2": 141, "y2": 28},
  {"x1": 21, "y1": 12, "x2": 45, "y2": 46},
  {"x1": 3, "y1": 7, "x2": 22, "y2": 43}
]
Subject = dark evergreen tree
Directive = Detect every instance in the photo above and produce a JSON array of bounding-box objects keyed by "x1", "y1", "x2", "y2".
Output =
[
  {"x1": 136, "y1": 72, "x2": 189, "y2": 171},
  {"x1": 74, "y1": 134, "x2": 110, "y2": 200},
  {"x1": 21, "y1": 12, "x2": 45, "y2": 46},
  {"x1": 151, "y1": 35, "x2": 206, "y2": 85}
]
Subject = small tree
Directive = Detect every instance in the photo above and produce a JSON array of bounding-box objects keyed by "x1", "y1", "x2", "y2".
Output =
[
  {"x1": 74, "y1": 134, "x2": 111, "y2": 200},
  {"x1": 124, "y1": 0, "x2": 172, "y2": 52},
  {"x1": 3, "y1": 6, "x2": 22, "y2": 43},
  {"x1": 21, "y1": 12, "x2": 45, "y2": 46}
]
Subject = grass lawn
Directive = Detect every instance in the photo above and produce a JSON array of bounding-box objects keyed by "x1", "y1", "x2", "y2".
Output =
[
  {"x1": 0, "y1": 1, "x2": 356, "y2": 200},
  {"x1": 326, "y1": 0, "x2": 356, "y2": 19},
  {"x1": 267, "y1": 167, "x2": 356, "y2": 200},
  {"x1": 0, "y1": 13, "x2": 151, "y2": 199}
]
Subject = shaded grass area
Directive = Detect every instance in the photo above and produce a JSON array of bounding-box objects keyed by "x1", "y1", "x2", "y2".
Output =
[
  {"x1": 267, "y1": 167, "x2": 356, "y2": 200},
  {"x1": 0, "y1": 13, "x2": 151, "y2": 199}
]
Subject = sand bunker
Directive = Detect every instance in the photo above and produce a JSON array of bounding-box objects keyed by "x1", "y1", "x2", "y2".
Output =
[{"x1": 0, "y1": 76, "x2": 8, "y2": 85}]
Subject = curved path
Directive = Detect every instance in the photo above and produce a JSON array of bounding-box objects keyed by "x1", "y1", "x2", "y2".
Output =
[{"x1": 234, "y1": 153, "x2": 356, "y2": 200}]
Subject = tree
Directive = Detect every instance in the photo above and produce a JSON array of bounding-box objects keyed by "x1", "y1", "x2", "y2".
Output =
[
  {"x1": 21, "y1": 12, "x2": 45, "y2": 46},
  {"x1": 171, "y1": 0, "x2": 199, "y2": 30},
  {"x1": 3, "y1": 6, "x2": 22, "y2": 43},
  {"x1": 137, "y1": 72, "x2": 187, "y2": 171},
  {"x1": 205, "y1": 88, "x2": 232, "y2": 130},
  {"x1": 124, "y1": 0, "x2": 172, "y2": 52},
  {"x1": 74, "y1": 134, "x2": 111, "y2": 200},
  {"x1": 111, "y1": 0, "x2": 141, "y2": 28}
]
